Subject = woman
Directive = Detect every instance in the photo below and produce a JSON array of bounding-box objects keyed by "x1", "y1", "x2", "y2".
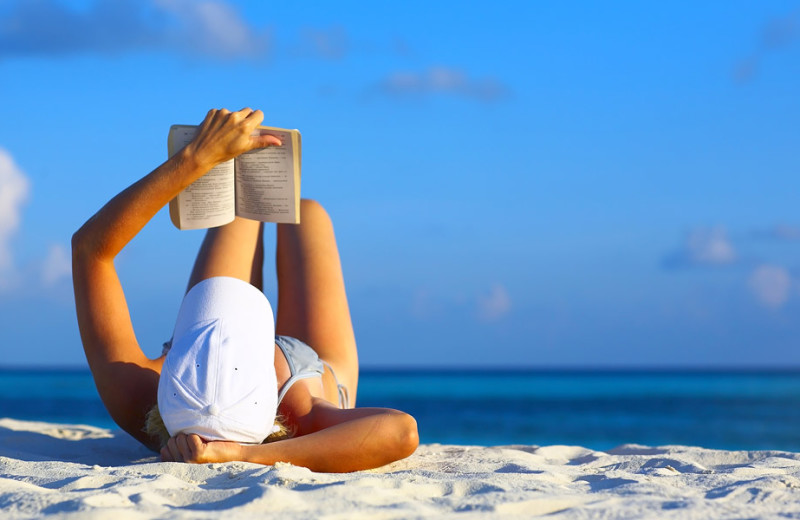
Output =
[{"x1": 72, "y1": 108, "x2": 418, "y2": 472}]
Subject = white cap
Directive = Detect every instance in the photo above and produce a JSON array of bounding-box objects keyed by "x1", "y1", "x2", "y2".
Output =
[{"x1": 157, "y1": 276, "x2": 278, "y2": 444}]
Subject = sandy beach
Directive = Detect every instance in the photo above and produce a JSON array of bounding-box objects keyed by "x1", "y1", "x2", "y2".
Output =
[{"x1": 2, "y1": 417, "x2": 800, "y2": 518}]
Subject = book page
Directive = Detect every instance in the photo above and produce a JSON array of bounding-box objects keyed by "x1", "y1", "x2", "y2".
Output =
[
  {"x1": 234, "y1": 128, "x2": 301, "y2": 224},
  {"x1": 167, "y1": 125, "x2": 235, "y2": 230}
]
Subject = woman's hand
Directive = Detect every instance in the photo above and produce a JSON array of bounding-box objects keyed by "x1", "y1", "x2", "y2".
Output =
[
  {"x1": 185, "y1": 108, "x2": 282, "y2": 172},
  {"x1": 160, "y1": 433, "x2": 245, "y2": 464}
]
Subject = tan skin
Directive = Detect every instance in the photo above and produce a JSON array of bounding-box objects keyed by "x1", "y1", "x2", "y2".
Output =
[{"x1": 72, "y1": 108, "x2": 418, "y2": 472}]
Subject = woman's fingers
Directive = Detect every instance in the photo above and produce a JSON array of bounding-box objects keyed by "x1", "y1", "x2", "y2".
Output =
[
  {"x1": 175, "y1": 433, "x2": 207, "y2": 463},
  {"x1": 163, "y1": 435, "x2": 182, "y2": 462},
  {"x1": 255, "y1": 133, "x2": 282, "y2": 148},
  {"x1": 242, "y1": 108, "x2": 263, "y2": 123},
  {"x1": 161, "y1": 434, "x2": 246, "y2": 464},
  {"x1": 176, "y1": 433, "x2": 193, "y2": 460},
  {"x1": 203, "y1": 108, "x2": 231, "y2": 125},
  {"x1": 189, "y1": 107, "x2": 278, "y2": 167},
  {"x1": 184, "y1": 434, "x2": 206, "y2": 462},
  {"x1": 160, "y1": 445, "x2": 173, "y2": 462},
  {"x1": 161, "y1": 433, "x2": 204, "y2": 463}
]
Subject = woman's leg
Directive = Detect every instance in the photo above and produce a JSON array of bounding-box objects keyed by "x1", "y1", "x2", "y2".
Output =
[
  {"x1": 186, "y1": 218, "x2": 264, "y2": 291},
  {"x1": 275, "y1": 199, "x2": 358, "y2": 406}
]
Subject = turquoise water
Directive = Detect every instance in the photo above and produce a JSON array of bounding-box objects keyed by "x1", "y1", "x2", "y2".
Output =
[{"x1": 2, "y1": 369, "x2": 800, "y2": 451}]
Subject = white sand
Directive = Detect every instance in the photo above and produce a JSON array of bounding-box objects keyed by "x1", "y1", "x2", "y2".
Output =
[{"x1": 2, "y1": 418, "x2": 800, "y2": 519}]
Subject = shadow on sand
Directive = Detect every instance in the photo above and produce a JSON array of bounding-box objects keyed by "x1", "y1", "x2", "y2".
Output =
[{"x1": 0, "y1": 419, "x2": 156, "y2": 466}]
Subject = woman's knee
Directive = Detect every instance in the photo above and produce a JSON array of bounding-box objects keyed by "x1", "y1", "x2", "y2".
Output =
[{"x1": 300, "y1": 199, "x2": 332, "y2": 227}]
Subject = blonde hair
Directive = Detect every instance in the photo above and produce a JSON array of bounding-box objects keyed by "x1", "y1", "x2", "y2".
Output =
[{"x1": 144, "y1": 404, "x2": 292, "y2": 448}]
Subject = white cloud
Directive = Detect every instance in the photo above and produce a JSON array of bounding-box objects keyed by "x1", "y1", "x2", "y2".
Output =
[
  {"x1": 748, "y1": 264, "x2": 792, "y2": 309},
  {"x1": 410, "y1": 288, "x2": 441, "y2": 320},
  {"x1": 0, "y1": 149, "x2": 71, "y2": 294},
  {"x1": 477, "y1": 284, "x2": 512, "y2": 322},
  {"x1": 686, "y1": 228, "x2": 736, "y2": 265},
  {"x1": 410, "y1": 284, "x2": 511, "y2": 323},
  {"x1": 0, "y1": 148, "x2": 30, "y2": 289},
  {"x1": 753, "y1": 224, "x2": 800, "y2": 241},
  {"x1": 296, "y1": 26, "x2": 348, "y2": 60},
  {"x1": 41, "y1": 244, "x2": 72, "y2": 286},
  {"x1": 761, "y1": 10, "x2": 800, "y2": 49},
  {"x1": 0, "y1": 0, "x2": 270, "y2": 59},
  {"x1": 376, "y1": 67, "x2": 511, "y2": 102},
  {"x1": 155, "y1": 0, "x2": 268, "y2": 58},
  {"x1": 663, "y1": 227, "x2": 736, "y2": 269},
  {"x1": 734, "y1": 9, "x2": 800, "y2": 83}
]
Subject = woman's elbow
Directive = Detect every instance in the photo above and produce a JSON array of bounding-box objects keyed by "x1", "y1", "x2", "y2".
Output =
[
  {"x1": 71, "y1": 222, "x2": 109, "y2": 263},
  {"x1": 71, "y1": 228, "x2": 85, "y2": 257},
  {"x1": 71, "y1": 226, "x2": 95, "y2": 261}
]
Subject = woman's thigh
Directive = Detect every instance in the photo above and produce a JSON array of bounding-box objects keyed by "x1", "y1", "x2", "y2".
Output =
[
  {"x1": 275, "y1": 199, "x2": 358, "y2": 405},
  {"x1": 186, "y1": 218, "x2": 264, "y2": 292}
]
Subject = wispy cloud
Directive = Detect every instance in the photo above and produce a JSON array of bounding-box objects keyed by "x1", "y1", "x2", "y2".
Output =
[
  {"x1": 157, "y1": 0, "x2": 269, "y2": 58},
  {"x1": 748, "y1": 264, "x2": 792, "y2": 309},
  {"x1": 0, "y1": 149, "x2": 72, "y2": 293},
  {"x1": 0, "y1": 2, "x2": 388, "y2": 63},
  {"x1": 752, "y1": 224, "x2": 800, "y2": 241},
  {"x1": 410, "y1": 283, "x2": 511, "y2": 323},
  {"x1": 410, "y1": 288, "x2": 445, "y2": 320},
  {"x1": 292, "y1": 26, "x2": 349, "y2": 60},
  {"x1": 0, "y1": 0, "x2": 269, "y2": 60},
  {"x1": 374, "y1": 67, "x2": 511, "y2": 102},
  {"x1": 762, "y1": 11, "x2": 800, "y2": 49},
  {"x1": 734, "y1": 9, "x2": 800, "y2": 83},
  {"x1": 0, "y1": 148, "x2": 30, "y2": 289},
  {"x1": 1, "y1": 2, "x2": 509, "y2": 100},
  {"x1": 41, "y1": 244, "x2": 71, "y2": 287},
  {"x1": 476, "y1": 284, "x2": 512, "y2": 322},
  {"x1": 663, "y1": 227, "x2": 737, "y2": 269},
  {"x1": 665, "y1": 224, "x2": 800, "y2": 309}
]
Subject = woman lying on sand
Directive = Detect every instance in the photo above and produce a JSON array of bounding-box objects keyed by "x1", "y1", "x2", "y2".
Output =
[{"x1": 72, "y1": 108, "x2": 418, "y2": 472}]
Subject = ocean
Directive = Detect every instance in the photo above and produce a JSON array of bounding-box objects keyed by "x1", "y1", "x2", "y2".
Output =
[{"x1": 2, "y1": 368, "x2": 800, "y2": 452}]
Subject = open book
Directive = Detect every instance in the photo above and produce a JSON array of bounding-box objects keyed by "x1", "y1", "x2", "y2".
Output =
[{"x1": 167, "y1": 124, "x2": 302, "y2": 230}]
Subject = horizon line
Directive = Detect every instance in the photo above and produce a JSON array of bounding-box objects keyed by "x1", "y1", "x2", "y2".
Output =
[{"x1": 4, "y1": 364, "x2": 800, "y2": 375}]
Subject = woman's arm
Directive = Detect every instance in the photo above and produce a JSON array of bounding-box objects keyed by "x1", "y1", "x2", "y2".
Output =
[
  {"x1": 161, "y1": 405, "x2": 419, "y2": 472},
  {"x1": 72, "y1": 108, "x2": 280, "y2": 447},
  {"x1": 74, "y1": 109, "x2": 279, "y2": 262}
]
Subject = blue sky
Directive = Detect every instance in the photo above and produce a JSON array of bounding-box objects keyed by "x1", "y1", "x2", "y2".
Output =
[{"x1": 0, "y1": 0, "x2": 799, "y2": 368}]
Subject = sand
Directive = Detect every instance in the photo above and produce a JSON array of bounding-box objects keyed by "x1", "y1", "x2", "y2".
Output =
[{"x1": 2, "y1": 418, "x2": 800, "y2": 518}]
